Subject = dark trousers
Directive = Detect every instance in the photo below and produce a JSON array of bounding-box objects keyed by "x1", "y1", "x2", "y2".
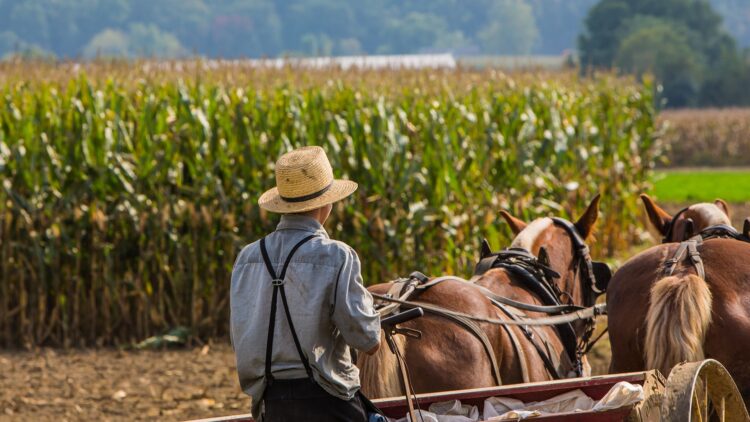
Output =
[{"x1": 262, "y1": 378, "x2": 368, "y2": 422}]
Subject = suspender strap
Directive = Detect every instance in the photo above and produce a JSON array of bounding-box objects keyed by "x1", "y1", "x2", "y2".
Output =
[{"x1": 260, "y1": 234, "x2": 318, "y2": 383}]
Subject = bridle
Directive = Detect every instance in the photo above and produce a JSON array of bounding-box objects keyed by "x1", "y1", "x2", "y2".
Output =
[
  {"x1": 661, "y1": 207, "x2": 689, "y2": 243},
  {"x1": 550, "y1": 217, "x2": 609, "y2": 307},
  {"x1": 475, "y1": 217, "x2": 610, "y2": 309},
  {"x1": 473, "y1": 216, "x2": 611, "y2": 376},
  {"x1": 661, "y1": 207, "x2": 748, "y2": 244}
]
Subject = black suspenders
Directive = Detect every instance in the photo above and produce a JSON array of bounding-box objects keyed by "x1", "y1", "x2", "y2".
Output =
[{"x1": 259, "y1": 234, "x2": 317, "y2": 384}]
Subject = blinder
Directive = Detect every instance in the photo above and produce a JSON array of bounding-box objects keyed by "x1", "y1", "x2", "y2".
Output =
[
  {"x1": 538, "y1": 246, "x2": 551, "y2": 267},
  {"x1": 673, "y1": 217, "x2": 695, "y2": 242},
  {"x1": 550, "y1": 217, "x2": 609, "y2": 301},
  {"x1": 481, "y1": 238, "x2": 493, "y2": 259},
  {"x1": 591, "y1": 261, "x2": 612, "y2": 293}
]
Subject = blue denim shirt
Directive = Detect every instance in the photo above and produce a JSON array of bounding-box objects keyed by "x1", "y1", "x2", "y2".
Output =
[{"x1": 230, "y1": 215, "x2": 380, "y2": 418}]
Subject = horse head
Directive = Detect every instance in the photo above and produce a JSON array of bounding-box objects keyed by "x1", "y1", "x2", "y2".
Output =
[
  {"x1": 640, "y1": 194, "x2": 731, "y2": 242},
  {"x1": 498, "y1": 194, "x2": 604, "y2": 307}
]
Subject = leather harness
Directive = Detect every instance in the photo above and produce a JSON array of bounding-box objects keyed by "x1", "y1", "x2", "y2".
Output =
[
  {"x1": 373, "y1": 217, "x2": 612, "y2": 385},
  {"x1": 660, "y1": 222, "x2": 750, "y2": 279}
]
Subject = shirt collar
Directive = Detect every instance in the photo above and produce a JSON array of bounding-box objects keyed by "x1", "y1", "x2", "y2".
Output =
[{"x1": 276, "y1": 214, "x2": 329, "y2": 238}]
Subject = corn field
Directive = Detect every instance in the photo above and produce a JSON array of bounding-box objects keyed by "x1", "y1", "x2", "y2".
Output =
[
  {"x1": 0, "y1": 61, "x2": 661, "y2": 347},
  {"x1": 660, "y1": 108, "x2": 750, "y2": 167}
]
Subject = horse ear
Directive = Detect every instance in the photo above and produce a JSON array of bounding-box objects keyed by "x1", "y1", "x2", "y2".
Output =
[
  {"x1": 499, "y1": 210, "x2": 527, "y2": 235},
  {"x1": 480, "y1": 238, "x2": 492, "y2": 258},
  {"x1": 575, "y1": 194, "x2": 600, "y2": 239},
  {"x1": 714, "y1": 199, "x2": 730, "y2": 219},
  {"x1": 640, "y1": 194, "x2": 672, "y2": 236}
]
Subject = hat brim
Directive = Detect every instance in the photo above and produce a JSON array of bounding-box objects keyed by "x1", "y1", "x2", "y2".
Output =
[{"x1": 258, "y1": 180, "x2": 358, "y2": 213}]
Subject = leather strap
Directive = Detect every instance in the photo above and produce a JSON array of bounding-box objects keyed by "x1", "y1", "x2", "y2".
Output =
[
  {"x1": 662, "y1": 207, "x2": 689, "y2": 243},
  {"x1": 493, "y1": 307, "x2": 531, "y2": 383},
  {"x1": 385, "y1": 332, "x2": 418, "y2": 422},
  {"x1": 372, "y1": 293, "x2": 607, "y2": 327},
  {"x1": 663, "y1": 238, "x2": 704, "y2": 279},
  {"x1": 419, "y1": 275, "x2": 585, "y2": 314},
  {"x1": 260, "y1": 234, "x2": 317, "y2": 383},
  {"x1": 492, "y1": 299, "x2": 564, "y2": 380}
]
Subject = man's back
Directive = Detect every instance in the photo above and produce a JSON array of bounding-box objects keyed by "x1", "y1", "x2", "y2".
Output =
[{"x1": 230, "y1": 214, "x2": 380, "y2": 417}]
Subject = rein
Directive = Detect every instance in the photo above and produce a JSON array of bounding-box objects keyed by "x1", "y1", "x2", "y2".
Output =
[
  {"x1": 470, "y1": 217, "x2": 611, "y2": 377},
  {"x1": 372, "y1": 290, "x2": 607, "y2": 327},
  {"x1": 375, "y1": 217, "x2": 612, "y2": 383}
]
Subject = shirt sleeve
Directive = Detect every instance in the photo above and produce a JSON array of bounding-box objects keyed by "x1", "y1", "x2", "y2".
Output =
[{"x1": 331, "y1": 248, "x2": 381, "y2": 352}]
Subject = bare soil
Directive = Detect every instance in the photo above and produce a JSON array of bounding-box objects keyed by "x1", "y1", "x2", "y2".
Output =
[
  {"x1": 10, "y1": 199, "x2": 743, "y2": 422},
  {"x1": 0, "y1": 339, "x2": 613, "y2": 422},
  {"x1": 0, "y1": 343, "x2": 250, "y2": 422}
]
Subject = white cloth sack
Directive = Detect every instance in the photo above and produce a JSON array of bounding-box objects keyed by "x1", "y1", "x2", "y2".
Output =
[
  {"x1": 394, "y1": 381, "x2": 644, "y2": 422},
  {"x1": 592, "y1": 381, "x2": 644, "y2": 411},
  {"x1": 428, "y1": 400, "x2": 480, "y2": 422},
  {"x1": 392, "y1": 409, "x2": 439, "y2": 422},
  {"x1": 485, "y1": 389, "x2": 595, "y2": 420},
  {"x1": 484, "y1": 382, "x2": 644, "y2": 420},
  {"x1": 393, "y1": 400, "x2": 479, "y2": 422}
]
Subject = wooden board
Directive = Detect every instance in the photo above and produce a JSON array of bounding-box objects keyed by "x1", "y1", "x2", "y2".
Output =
[{"x1": 189, "y1": 371, "x2": 658, "y2": 422}]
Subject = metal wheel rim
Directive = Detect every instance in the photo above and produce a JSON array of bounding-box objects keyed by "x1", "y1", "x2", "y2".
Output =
[{"x1": 662, "y1": 359, "x2": 749, "y2": 422}]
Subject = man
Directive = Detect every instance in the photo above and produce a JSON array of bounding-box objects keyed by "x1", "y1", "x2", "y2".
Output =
[{"x1": 230, "y1": 146, "x2": 381, "y2": 421}]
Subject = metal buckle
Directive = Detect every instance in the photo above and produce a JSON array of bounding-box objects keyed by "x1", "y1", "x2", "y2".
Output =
[{"x1": 271, "y1": 278, "x2": 284, "y2": 286}]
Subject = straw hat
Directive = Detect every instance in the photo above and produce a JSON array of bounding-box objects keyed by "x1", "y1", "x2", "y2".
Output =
[{"x1": 258, "y1": 146, "x2": 358, "y2": 213}]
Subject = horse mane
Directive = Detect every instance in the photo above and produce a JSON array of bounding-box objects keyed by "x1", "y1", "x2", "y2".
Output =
[
  {"x1": 510, "y1": 218, "x2": 552, "y2": 252},
  {"x1": 357, "y1": 332, "x2": 403, "y2": 398}
]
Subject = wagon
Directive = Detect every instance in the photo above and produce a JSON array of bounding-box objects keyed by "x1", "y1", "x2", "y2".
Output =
[{"x1": 192, "y1": 358, "x2": 749, "y2": 422}]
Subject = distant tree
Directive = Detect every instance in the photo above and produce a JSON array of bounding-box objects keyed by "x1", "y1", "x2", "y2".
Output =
[
  {"x1": 699, "y1": 49, "x2": 750, "y2": 106},
  {"x1": 210, "y1": 0, "x2": 282, "y2": 58},
  {"x1": 433, "y1": 31, "x2": 475, "y2": 53},
  {"x1": 0, "y1": 31, "x2": 22, "y2": 57},
  {"x1": 335, "y1": 38, "x2": 363, "y2": 55},
  {"x1": 529, "y1": 0, "x2": 598, "y2": 54},
  {"x1": 83, "y1": 29, "x2": 130, "y2": 58},
  {"x1": 378, "y1": 12, "x2": 448, "y2": 54},
  {"x1": 478, "y1": 0, "x2": 539, "y2": 55},
  {"x1": 0, "y1": 30, "x2": 54, "y2": 59},
  {"x1": 580, "y1": 0, "x2": 750, "y2": 107},
  {"x1": 280, "y1": 0, "x2": 358, "y2": 54},
  {"x1": 579, "y1": 0, "x2": 727, "y2": 68},
  {"x1": 614, "y1": 18, "x2": 704, "y2": 107},
  {"x1": 301, "y1": 33, "x2": 334, "y2": 56},
  {"x1": 127, "y1": 24, "x2": 186, "y2": 58},
  {"x1": 129, "y1": 0, "x2": 208, "y2": 53},
  {"x1": 83, "y1": 25, "x2": 186, "y2": 59},
  {"x1": 709, "y1": 0, "x2": 750, "y2": 47}
]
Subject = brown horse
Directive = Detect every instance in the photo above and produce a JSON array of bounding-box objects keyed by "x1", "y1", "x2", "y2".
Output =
[
  {"x1": 608, "y1": 196, "x2": 750, "y2": 402},
  {"x1": 640, "y1": 194, "x2": 731, "y2": 242},
  {"x1": 358, "y1": 196, "x2": 606, "y2": 398}
]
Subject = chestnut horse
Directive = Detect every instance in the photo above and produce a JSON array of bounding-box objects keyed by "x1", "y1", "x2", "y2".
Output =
[
  {"x1": 358, "y1": 196, "x2": 606, "y2": 398},
  {"x1": 608, "y1": 195, "x2": 750, "y2": 402}
]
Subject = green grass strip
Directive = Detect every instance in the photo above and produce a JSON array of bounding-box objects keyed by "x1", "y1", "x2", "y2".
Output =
[{"x1": 653, "y1": 169, "x2": 750, "y2": 202}]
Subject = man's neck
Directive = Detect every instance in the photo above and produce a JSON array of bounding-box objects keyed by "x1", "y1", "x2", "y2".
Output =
[{"x1": 295, "y1": 209, "x2": 326, "y2": 225}]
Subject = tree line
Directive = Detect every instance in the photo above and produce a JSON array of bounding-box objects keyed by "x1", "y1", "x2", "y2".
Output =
[
  {"x1": 0, "y1": 0, "x2": 597, "y2": 59},
  {"x1": 579, "y1": 0, "x2": 750, "y2": 107},
  {"x1": 0, "y1": 0, "x2": 748, "y2": 107}
]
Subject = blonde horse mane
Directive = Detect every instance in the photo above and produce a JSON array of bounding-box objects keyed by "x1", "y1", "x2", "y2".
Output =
[
  {"x1": 644, "y1": 274, "x2": 713, "y2": 376},
  {"x1": 357, "y1": 332, "x2": 404, "y2": 399}
]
